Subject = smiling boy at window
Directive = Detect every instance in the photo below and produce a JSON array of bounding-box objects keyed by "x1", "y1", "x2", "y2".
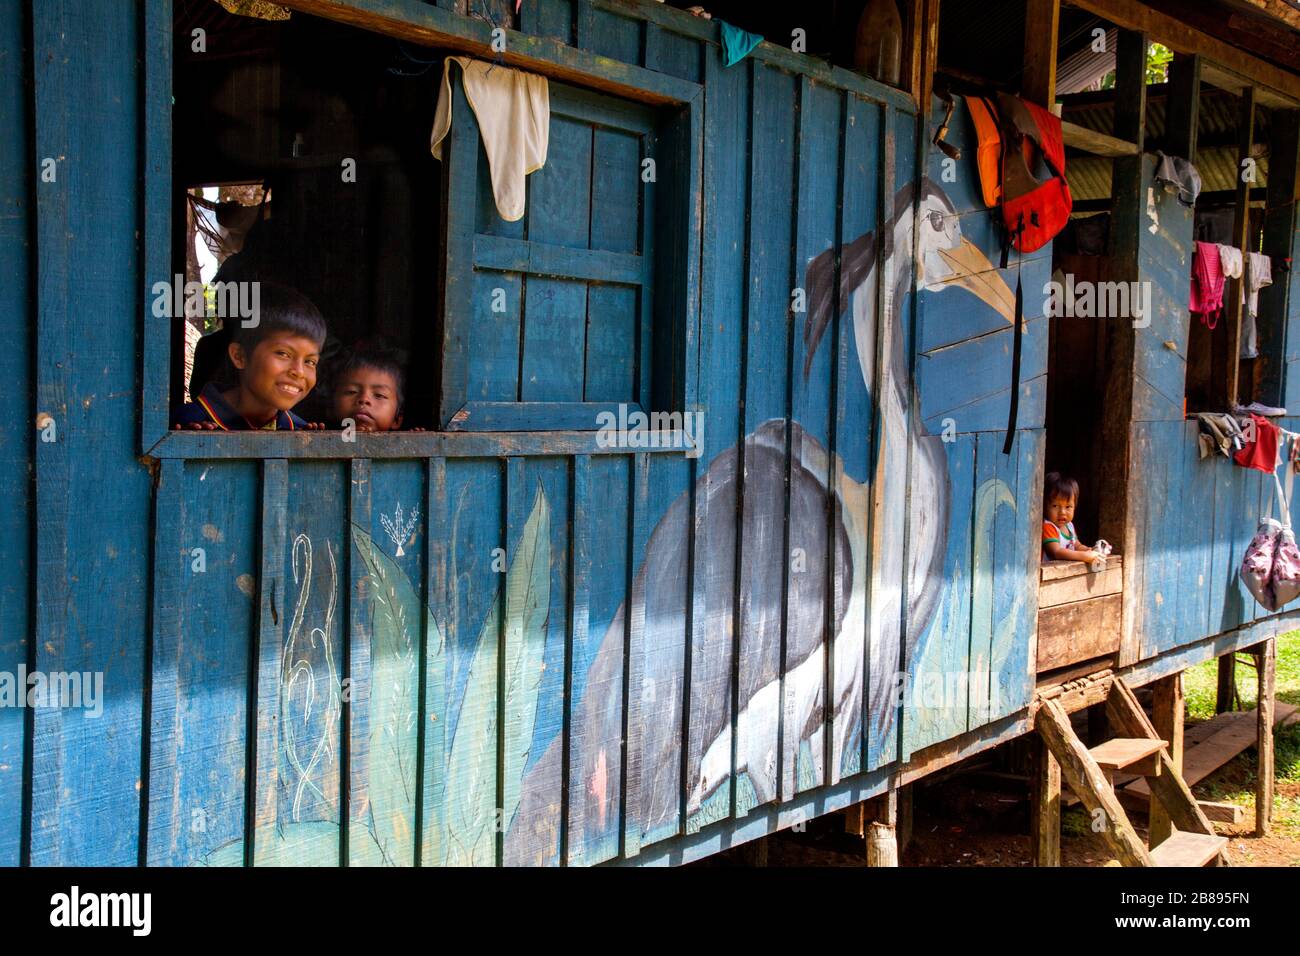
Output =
[{"x1": 172, "y1": 282, "x2": 327, "y2": 431}]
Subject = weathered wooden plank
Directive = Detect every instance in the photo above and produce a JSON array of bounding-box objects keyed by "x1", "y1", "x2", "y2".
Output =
[
  {"x1": 967, "y1": 433, "x2": 1000, "y2": 731},
  {"x1": 519, "y1": 0, "x2": 572, "y2": 46},
  {"x1": 785, "y1": 77, "x2": 840, "y2": 798},
  {"x1": 687, "y1": 44, "x2": 747, "y2": 823},
  {"x1": 429, "y1": 457, "x2": 503, "y2": 866},
  {"x1": 519, "y1": 279, "x2": 590, "y2": 402},
  {"x1": 828, "y1": 92, "x2": 880, "y2": 781},
  {"x1": 584, "y1": 6, "x2": 640, "y2": 65},
  {"x1": 902, "y1": 435, "x2": 975, "y2": 755},
  {"x1": 1038, "y1": 563, "x2": 1123, "y2": 608},
  {"x1": 997, "y1": 428, "x2": 1045, "y2": 719},
  {"x1": 0, "y1": 0, "x2": 33, "y2": 866},
  {"x1": 503, "y1": 457, "x2": 568, "y2": 866},
  {"x1": 255, "y1": 462, "x2": 349, "y2": 865},
  {"x1": 349, "y1": 459, "x2": 424, "y2": 866},
  {"x1": 1148, "y1": 672, "x2": 1184, "y2": 846},
  {"x1": 622, "y1": 452, "x2": 651, "y2": 857},
  {"x1": 142, "y1": 0, "x2": 172, "y2": 448},
  {"x1": 149, "y1": 461, "x2": 258, "y2": 867},
  {"x1": 636, "y1": 454, "x2": 689, "y2": 847},
  {"x1": 252, "y1": 459, "x2": 288, "y2": 866},
  {"x1": 29, "y1": 0, "x2": 150, "y2": 866},
  {"x1": 734, "y1": 60, "x2": 796, "y2": 814},
  {"x1": 419, "y1": 457, "x2": 447, "y2": 866},
  {"x1": 565, "y1": 453, "x2": 629, "y2": 863},
  {"x1": 1254, "y1": 638, "x2": 1276, "y2": 835},
  {"x1": 1036, "y1": 594, "x2": 1123, "y2": 672},
  {"x1": 1030, "y1": 735, "x2": 1060, "y2": 866}
]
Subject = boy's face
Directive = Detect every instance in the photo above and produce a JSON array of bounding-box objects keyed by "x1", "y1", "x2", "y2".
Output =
[
  {"x1": 334, "y1": 366, "x2": 402, "y2": 431},
  {"x1": 1045, "y1": 494, "x2": 1076, "y2": 527},
  {"x1": 229, "y1": 333, "x2": 320, "y2": 412}
]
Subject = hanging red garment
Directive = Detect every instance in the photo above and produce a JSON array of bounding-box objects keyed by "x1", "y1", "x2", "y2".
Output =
[
  {"x1": 1235, "y1": 414, "x2": 1280, "y2": 473},
  {"x1": 1190, "y1": 240, "x2": 1225, "y2": 329}
]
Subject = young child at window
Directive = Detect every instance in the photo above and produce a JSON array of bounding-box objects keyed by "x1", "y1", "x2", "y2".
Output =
[
  {"x1": 171, "y1": 282, "x2": 326, "y2": 431},
  {"x1": 1042, "y1": 471, "x2": 1106, "y2": 567},
  {"x1": 330, "y1": 348, "x2": 414, "y2": 432}
]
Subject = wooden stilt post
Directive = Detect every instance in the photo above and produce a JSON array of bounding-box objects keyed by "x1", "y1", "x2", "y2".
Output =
[
  {"x1": 1216, "y1": 654, "x2": 1237, "y2": 714},
  {"x1": 1030, "y1": 734, "x2": 1061, "y2": 866},
  {"x1": 862, "y1": 790, "x2": 899, "y2": 867},
  {"x1": 1254, "y1": 639, "x2": 1276, "y2": 836},
  {"x1": 1149, "y1": 673, "x2": 1184, "y2": 846},
  {"x1": 897, "y1": 784, "x2": 914, "y2": 855}
]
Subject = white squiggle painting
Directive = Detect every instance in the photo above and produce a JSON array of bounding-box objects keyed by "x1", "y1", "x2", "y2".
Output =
[{"x1": 283, "y1": 533, "x2": 341, "y2": 822}]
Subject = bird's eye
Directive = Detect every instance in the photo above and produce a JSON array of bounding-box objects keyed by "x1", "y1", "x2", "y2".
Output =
[{"x1": 928, "y1": 209, "x2": 944, "y2": 231}]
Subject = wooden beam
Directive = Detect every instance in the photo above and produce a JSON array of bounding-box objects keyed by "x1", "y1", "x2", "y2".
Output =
[
  {"x1": 1030, "y1": 735, "x2": 1061, "y2": 866},
  {"x1": 273, "y1": 0, "x2": 700, "y2": 106},
  {"x1": 1164, "y1": 54, "x2": 1201, "y2": 159},
  {"x1": 1225, "y1": 86, "x2": 1258, "y2": 407},
  {"x1": 1258, "y1": 109, "x2": 1300, "y2": 407},
  {"x1": 1068, "y1": 0, "x2": 1300, "y2": 107},
  {"x1": 906, "y1": 0, "x2": 942, "y2": 110},
  {"x1": 1022, "y1": 0, "x2": 1060, "y2": 108},
  {"x1": 1253, "y1": 638, "x2": 1276, "y2": 836},
  {"x1": 1060, "y1": 120, "x2": 1138, "y2": 156},
  {"x1": 1149, "y1": 673, "x2": 1184, "y2": 846},
  {"x1": 1103, "y1": 28, "x2": 1145, "y2": 668},
  {"x1": 1235, "y1": 0, "x2": 1300, "y2": 33},
  {"x1": 1216, "y1": 653, "x2": 1238, "y2": 714},
  {"x1": 1036, "y1": 698, "x2": 1152, "y2": 866}
]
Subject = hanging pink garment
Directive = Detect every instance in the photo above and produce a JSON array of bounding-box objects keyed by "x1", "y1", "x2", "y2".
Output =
[{"x1": 1190, "y1": 240, "x2": 1225, "y2": 329}]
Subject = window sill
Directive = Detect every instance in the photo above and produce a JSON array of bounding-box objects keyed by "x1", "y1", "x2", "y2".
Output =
[{"x1": 146, "y1": 429, "x2": 699, "y2": 460}]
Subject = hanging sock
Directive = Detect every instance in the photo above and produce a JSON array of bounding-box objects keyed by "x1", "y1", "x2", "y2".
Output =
[
  {"x1": 719, "y1": 20, "x2": 763, "y2": 67},
  {"x1": 431, "y1": 57, "x2": 549, "y2": 222}
]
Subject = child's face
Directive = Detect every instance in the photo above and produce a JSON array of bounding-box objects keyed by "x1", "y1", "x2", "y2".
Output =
[
  {"x1": 1045, "y1": 494, "x2": 1076, "y2": 527},
  {"x1": 333, "y1": 367, "x2": 402, "y2": 431},
  {"x1": 230, "y1": 333, "x2": 320, "y2": 412}
]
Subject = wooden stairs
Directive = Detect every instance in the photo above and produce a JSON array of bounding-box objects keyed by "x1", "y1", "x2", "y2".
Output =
[{"x1": 1035, "y1": 677, "x2": 1230, "y2": 867}]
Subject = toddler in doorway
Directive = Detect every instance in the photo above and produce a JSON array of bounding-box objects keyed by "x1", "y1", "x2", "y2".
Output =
[{"x1": 1042, "y1": 471, "x2": 1109, "y2": 568}]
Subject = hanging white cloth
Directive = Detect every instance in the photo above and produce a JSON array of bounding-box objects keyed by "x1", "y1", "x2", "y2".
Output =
[{"x1": 431, "y1": 57, "x2": 549, "y2": 222}]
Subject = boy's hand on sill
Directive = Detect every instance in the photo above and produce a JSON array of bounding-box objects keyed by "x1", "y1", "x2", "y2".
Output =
[
  {"x1": 305, "y1": 421, "x2": 325, "y2": 430},
  {"x1": 173, "y1": 422, "x2": 220, "y2": 430}
]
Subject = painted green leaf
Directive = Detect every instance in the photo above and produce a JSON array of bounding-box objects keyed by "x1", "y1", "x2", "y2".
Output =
[
  {"x1": 444, "y1": 598, "x2": 499, "y2": 866},
  {"x1": 201, "y1": 820, "x2": 382, "y2": 867},
  {"x1": 442, "y1": 484, "x2": 551, "y2": 865},
  {"x1": 501, "y1": 486, "x2": 551, "y2": 837},
  {"x1": 351, "y1": 525, "x2": 425, "y2": 865}
]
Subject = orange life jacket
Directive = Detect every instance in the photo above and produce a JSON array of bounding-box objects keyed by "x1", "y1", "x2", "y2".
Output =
[{"x1": 967, "y1": 93, "x2": 1072, "y2": 255}]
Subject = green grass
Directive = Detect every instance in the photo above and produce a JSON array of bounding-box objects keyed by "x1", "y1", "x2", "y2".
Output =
[{"x1": 1181, "y1": 630, "x2": 1300, "y2": 838}]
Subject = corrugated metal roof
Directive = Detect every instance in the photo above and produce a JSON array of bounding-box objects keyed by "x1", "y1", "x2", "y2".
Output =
[{"x1": 1062, "y1": 88, "x2": 1274, "y2": 199}]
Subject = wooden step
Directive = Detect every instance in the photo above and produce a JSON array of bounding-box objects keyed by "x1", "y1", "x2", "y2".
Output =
[
  {"x1": 1088, "y1": 737, "x2": 1166, "y2": 772},
  {"x1": 1149, "y1": 831, "x2": 1229, "y2": 868}
]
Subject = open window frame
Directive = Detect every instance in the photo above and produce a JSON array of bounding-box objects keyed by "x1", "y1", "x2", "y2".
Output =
[{"x1": 140, "y1": 0, "x2": 704, "y2": 458}]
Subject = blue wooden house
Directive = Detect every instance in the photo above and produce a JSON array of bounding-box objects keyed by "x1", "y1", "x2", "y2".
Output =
[{"x1": 1, "y1": 0, "x2": 1296, "y2": 867}]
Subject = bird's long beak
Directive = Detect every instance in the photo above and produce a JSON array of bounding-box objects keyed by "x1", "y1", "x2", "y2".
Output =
[{"x1": 936, "y1": 238, "x2": 1017, "y2": 324}]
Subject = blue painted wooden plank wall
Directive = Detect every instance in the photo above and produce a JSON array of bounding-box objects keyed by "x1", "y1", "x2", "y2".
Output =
[
  {"x1": 28, "y1": 0, "x2": 153, "y2": 866},
  {"x1": 9, "y1": 0, "x2": 1300, "y2": 868},
  {"x1": 0, "y1": 0, "x2": 33, "y2": 869}
]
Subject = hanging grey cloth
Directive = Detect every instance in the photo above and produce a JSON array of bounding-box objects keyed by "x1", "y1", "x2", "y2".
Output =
[{"x1": 1153, "y1": 150, "x2": 1202, "y2": 207}]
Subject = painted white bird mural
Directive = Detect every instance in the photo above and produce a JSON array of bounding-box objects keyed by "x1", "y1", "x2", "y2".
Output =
[{"x1": 506, "y1": 178, "x2": 1017, "y2": 863}]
